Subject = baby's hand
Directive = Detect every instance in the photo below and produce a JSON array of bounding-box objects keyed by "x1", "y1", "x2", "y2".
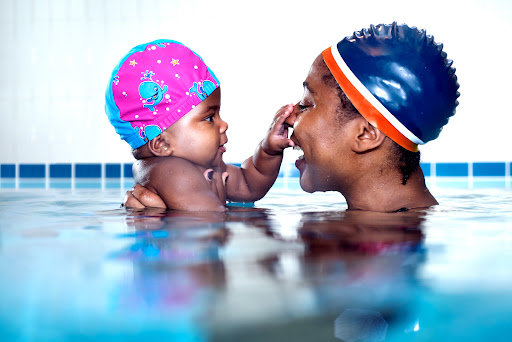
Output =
[{"x1": 261, "y1": 104, "x2": 295, "y2": 155}]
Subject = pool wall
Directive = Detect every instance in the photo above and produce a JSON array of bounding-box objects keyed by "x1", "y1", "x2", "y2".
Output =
[
  {"x1": 1, "y1": 162, "x2": 510, "y2": 190},
  {"x1": 1, "y1": 0, "x2": 511, "y2": 169}
]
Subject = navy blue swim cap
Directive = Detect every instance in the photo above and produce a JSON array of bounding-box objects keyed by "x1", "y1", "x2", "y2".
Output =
[{"x1": 323, "y1": 22, "x2": 460, "y2": 151}]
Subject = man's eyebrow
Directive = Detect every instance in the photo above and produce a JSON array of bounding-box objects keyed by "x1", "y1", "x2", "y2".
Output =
[{"x1": 303, "y1": 81, "x2": 315, "y2": 94}]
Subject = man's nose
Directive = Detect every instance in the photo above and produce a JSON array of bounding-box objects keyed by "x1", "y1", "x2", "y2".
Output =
[{"x1": 284, "y1": 103, "x2": 300, "y2": 127}]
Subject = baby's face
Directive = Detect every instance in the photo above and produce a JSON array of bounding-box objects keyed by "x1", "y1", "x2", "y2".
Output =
[{"x1": 166, "y1": 88, "x2": 228, "y2": 168}]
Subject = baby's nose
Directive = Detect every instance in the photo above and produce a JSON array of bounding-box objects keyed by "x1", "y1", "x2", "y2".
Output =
[{"x1": 220, "y1": 118, "x2": 228, "y2": 133}]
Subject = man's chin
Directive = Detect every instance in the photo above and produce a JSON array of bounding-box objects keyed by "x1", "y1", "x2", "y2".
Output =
[{"x1": 298, "y1": 174, "x2": 316, "y2": 193}]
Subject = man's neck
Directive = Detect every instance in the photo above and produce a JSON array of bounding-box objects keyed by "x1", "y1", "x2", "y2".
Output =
[{"x1": 343, "y1": 168, "x2": 438, "y2": 212}]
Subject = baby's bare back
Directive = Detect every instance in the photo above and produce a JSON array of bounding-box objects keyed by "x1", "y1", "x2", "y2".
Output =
[{"x1": 132, "y1": 156, "x2": 226, "y2": 211}]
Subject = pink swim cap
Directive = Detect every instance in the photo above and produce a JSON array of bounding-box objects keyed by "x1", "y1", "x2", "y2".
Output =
[{"x1": 105, "y1": 40, "x2": 220, "y2": 149}]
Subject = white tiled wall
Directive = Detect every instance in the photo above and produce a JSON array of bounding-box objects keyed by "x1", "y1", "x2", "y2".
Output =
[{"x1": 1, "y1": 0, "x2": 511, "y2": 165}]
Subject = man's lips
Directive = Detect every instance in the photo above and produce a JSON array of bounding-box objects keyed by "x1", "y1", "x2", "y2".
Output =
[
  {"x1": 295, "y1": 154, "x2": 305, "y2": 171},
  {"x1": 291, "y1": 135, "x2": 305, "y2": 170}
]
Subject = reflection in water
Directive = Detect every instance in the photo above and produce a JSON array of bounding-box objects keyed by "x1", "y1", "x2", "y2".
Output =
[
  {"x1": 107, "y1": 207, "x2": 429, "y2": 341},
  {"x1": 1, "y1": 190, "x2": 511, "y2": 340},
  {"x1": 259, "y1": 210, "x2": 428, "y2": 341},
  {"x1": 335, "y1": 308, "x2": 388, "y2": 342},
  {"x1": 109, "y1": 209, "x2": 231, "y2": 340}
]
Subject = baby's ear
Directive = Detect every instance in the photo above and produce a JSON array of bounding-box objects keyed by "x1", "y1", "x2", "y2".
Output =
[
  {"x1": 351, "y1": 118, "x2": 386, "y2": 153},
  {"x1": 147, "y1": 131, "x2": 172, "y2": 157}
]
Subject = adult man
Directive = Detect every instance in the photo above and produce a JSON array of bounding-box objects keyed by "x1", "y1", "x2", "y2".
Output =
[{"x1": 284, "y1": 22, "x2": 459, "y2": 211}]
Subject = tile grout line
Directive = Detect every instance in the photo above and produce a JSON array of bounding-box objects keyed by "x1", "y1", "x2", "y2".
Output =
[
  {"x1": 15, "y1": 163, "x2": 19, "y2": 189},
  {"x1": 45, "y1": 163, "x2": 49, "y2": 190},
  {"x1": 101, "y1": 163, "x2": 106, "y2": 191},
  {"x1": 468, "y1": 162, "x2": 473, "y2": 189},
  {"x1": 71, "y1": 162, "x2": 75, "y2": 192},
  {"x1": 506, "y1": 162, "x2": 511, "y2": 189}
]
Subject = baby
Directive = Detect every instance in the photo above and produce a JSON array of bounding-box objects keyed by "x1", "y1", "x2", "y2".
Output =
[{"x1": 105, "y1": 40, "x2": 293, "y2": 211}]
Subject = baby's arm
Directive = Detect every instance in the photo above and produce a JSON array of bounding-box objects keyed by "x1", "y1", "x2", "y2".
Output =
[
  {"x1": 224, "y1": 104, "x2": 294, "y2": 202},
  {"x1": 139, "y1": 158, "x2": 227, "y2": 212}
]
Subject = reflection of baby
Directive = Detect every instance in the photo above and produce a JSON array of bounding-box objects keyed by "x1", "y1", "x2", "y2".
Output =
[{"x1": 105, "y1": 40, "x2": 293, "y2": 211}]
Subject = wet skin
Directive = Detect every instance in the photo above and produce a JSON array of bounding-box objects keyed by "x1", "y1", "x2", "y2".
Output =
[
  {"x1": 285, "y1": 55, "x2": 355, "y2": 193},
  {"x1": 127, "y1": 56, "x2": 437, "y2": 212},
  {"x1": 285, "y1": 55, "x2": 438, "y2": 211},
  {"x1": 165, "y1": 87, "x2": 228, "y2": 169}
]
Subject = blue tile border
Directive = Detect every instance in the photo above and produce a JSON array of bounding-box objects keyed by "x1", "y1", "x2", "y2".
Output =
[
  {"x1": 1, "y1": 163, "x2": 511, "y2": 190},
  {"x1": 1, "y1": 164, "x2": 15, "y2": 178},
  {"x1": 473, "y1": 162, "x2": 505, "y2": 177},
  {"x1": 19, "y1": 164, "x2": 45, "y2": 178},
  {"x1": 50, "y1": 164, "x2": 72, "y2": 178},
  {"x1": 420, "y1": 163, "x2": 431, "y2": 177},
  {"x1": 106, "y1": 164, "x2": 121, "y2": 178},
  {"x1": 436, "y1": 163, "x2": 469, "y2": 177},
  {"x1": 75, "y1": 164, "x2": 102, "y2": 178},
  {"x1": 123, "y1": 164, "x2": 133, "y2": 178}
]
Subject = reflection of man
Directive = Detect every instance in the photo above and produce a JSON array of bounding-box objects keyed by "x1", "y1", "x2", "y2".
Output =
[
  {"x1": 259, "y1": 209, "x2": 427, "y2": 340},
  {"x1": 335, "y1": 308, "x2": 388, "y2": 342},
  {"x1": 298, "y1": 210, "x2": 425, "y2": 255}
]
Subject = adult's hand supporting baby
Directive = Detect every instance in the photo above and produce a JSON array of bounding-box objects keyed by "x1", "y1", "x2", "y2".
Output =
[
  {"x1": 123, "y1": 184, "x2": 166, "y2": 209},
  {"x1": 123, "y1": 170, "x2": 228, "y2": 209}
]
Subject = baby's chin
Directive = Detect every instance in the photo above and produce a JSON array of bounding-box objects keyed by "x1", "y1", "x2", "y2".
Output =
[{"x1": 205, "y1": 155, "x2": 225, "y2": 169}]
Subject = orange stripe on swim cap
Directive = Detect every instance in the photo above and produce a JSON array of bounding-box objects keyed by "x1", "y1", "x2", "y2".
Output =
[{"x1": 322, "y1": 47, "x2": 419, "y2": 152}]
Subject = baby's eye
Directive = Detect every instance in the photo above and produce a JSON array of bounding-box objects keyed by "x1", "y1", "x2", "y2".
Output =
[{"x1": 204, "y1": 114, "x2": 215, "y2": 122}]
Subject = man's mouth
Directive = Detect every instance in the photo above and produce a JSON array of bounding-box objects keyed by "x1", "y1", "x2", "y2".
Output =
[
  {"x1": 290, "y1": 134, "x2": 301, "y2": 150},
  {"x1": 291, "y1": 139, "x2": 305, "y2": 170}
]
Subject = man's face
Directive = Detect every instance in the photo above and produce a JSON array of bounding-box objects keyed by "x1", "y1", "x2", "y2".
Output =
[{"x1": 286, "y1": 55, "x2": 355, "y2": 193}]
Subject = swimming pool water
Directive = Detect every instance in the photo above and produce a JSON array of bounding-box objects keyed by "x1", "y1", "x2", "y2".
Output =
[{"x1": 0, "y1": 181, "x2": 511, "y2": 341}]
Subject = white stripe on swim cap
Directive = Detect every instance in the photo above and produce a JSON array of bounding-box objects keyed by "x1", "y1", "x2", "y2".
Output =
[{"x1": 330, "y1": 45, "x2": 424, "y2": 145}]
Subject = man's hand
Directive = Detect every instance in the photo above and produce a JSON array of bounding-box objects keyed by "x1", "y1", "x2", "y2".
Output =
[
  {"x1": 123, "y1": 169, "x2": 229, "y2": 209},
  {"x1": 123, "y1": 184, "x2": 166, "y2": 209}
]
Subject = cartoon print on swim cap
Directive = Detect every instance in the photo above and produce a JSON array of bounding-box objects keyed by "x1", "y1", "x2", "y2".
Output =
[
  {"x1": 139, "y1": 70, "x2": 168, "y2": 112},
  {"x1": 105, "y1": 39, "x2": 220, "y2": 150},
  {"x1": 139, "y1": 125, "x2": 163, "y2": 142},
  {"x1": 136, "y1": 124, "x2": 163, "y2": 142},
  {"x1": 189, "y1": 80, "x2": 215, "y2": 101}
]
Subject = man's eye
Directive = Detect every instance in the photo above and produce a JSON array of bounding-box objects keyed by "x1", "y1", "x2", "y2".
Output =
[{"x1": 299, "y1": 104, "x2": 309, "y2": 112}]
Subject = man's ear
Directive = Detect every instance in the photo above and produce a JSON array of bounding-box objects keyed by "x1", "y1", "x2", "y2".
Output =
[
  {"x1": 147, "y1": 131, "x2": 173, "y2": 157},
  {"x1": 351, "y1": 118, "x2": 387, "y2": 153}
]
